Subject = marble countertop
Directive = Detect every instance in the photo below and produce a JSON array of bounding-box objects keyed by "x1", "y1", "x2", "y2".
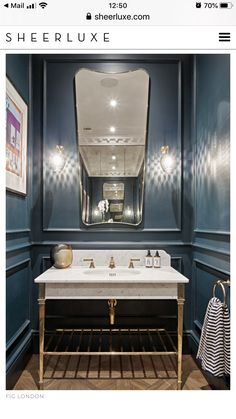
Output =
[{"x1": 35, "y1": 266, "x2": 189, "y2": 284}]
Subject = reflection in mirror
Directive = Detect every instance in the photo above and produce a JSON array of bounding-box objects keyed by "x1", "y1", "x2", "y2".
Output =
[{"x1": 75, "y1": 68, "x2": 149, "y2": 225}]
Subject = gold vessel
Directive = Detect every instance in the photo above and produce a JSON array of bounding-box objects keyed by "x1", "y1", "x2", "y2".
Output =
[{"x1": 51, "y1": 244, "x2": 73, "y2": 269}]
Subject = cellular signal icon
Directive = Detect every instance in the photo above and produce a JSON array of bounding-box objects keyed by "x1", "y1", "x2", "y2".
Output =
[
  {"x1": 27, "y1": 3, "x2": 36, "y2": 8},
  {"x1": 39, "y1": 2, "x2": 48, "y2": 8}
]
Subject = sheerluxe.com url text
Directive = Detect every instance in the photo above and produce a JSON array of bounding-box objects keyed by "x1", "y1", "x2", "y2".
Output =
[{"x1": 94, "y1": 13, "x2": 150, "y2": 21}]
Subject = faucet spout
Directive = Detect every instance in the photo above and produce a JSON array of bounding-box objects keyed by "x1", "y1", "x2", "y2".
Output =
[{"x1": 109, "y1": 256, "x2": 115, "y2": 269}]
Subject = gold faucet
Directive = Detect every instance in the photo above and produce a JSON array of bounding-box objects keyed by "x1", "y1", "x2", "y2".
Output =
[
  {"x1": 128, "y1": 258, "x2": 140, "y2": 268},
  {"x1": 108, "y1": 299, "x2": 117, "y2": 325},
  {"x1": 108, "y1": 256, "x2": 115, "y2": 269},
  {"x1": 83, "y1": 258, "x2": 95, "y2": 268}
]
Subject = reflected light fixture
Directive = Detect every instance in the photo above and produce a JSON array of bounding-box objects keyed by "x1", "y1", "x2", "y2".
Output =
[
  {"x1": 50, "y1": 145, "x2": 66, "y2": 172},
  {"x1": 110, "y1": 99, "x2": 117, "y2": 108},
  {"x1": 112, "y1": 166, "x2": 116, "y2": 170},
  {"x1": 126, "y1": 206, "x2": 132, "y2": 216},
  {"x1": 160, "y1": 145, "x2": 176, "y2": 174},
  {"x1": 110, "y1": 126, "x2": 116, "y2": 133},
  {"x1": 112, "y1": 155, "x2": 116, "y2": 160}
]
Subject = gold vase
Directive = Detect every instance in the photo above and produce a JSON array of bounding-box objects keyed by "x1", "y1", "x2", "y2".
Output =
[{"x1": 51, "y1": 244, "x2": 73, "y2": 269}]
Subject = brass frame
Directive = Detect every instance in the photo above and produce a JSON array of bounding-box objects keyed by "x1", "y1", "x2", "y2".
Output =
[
  {"x1": 38, "y1": 283, "x2": 185, "y2": 390},
  {"x1": 38, "y1": 284, "x2": 45, "y2": 390},
  {"x1": 177, "y1": 283, "x2": 185, "y2": 390}
]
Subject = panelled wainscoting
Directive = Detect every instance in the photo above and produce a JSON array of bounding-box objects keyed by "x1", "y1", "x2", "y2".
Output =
[
  {"x1": 6, "y1": 54, "x2": 34, "y2": 390},
  {"x1": 6, "y1": 54, "x2": 230, "y2": 389},
  {"x1": 191, "y1": 55, "x2": 230, "y2": 389}
]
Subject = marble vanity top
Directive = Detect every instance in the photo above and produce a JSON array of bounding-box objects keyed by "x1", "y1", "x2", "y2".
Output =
[{"x1": 35, "y1": 265, "x2": 189, "y2": 284}]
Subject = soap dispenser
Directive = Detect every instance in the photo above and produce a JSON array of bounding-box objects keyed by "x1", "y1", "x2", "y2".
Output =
[
  {"x1": 145, "y1": 250, "x2": 153, "y2": 268},
  {"x1": 153, "y1": 250, "x2": 161, "y2": 268}
]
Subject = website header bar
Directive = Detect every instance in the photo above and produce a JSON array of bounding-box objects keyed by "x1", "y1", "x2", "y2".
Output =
[{"x1": 0, "y1": 26, "x2": 235, "y2": 50}]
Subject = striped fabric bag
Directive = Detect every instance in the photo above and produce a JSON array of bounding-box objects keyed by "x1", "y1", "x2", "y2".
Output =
[{"x1": 197, "y1": 297, "x2": 230, "y2": 377}]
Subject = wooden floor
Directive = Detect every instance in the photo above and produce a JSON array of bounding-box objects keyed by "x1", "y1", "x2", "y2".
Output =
[{"x1": 14, "y1": 354, "x2": 211, "y2": 390}]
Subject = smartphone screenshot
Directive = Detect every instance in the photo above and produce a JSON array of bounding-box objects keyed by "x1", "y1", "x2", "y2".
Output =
[{"x1": 1, "y1": 0, "x2": 235, "y2": 416}]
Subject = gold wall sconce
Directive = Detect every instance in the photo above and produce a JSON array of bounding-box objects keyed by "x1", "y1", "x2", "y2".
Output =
[
  {"x1": 50, "y1": 145, "x2": 66, "y2": 172},
  {"x1": 160, "y1": 145, "x2": 176, "y2": 174}
]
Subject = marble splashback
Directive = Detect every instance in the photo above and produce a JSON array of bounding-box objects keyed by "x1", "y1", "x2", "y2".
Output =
[{"x1": 71, "y1": 250, "x2": 170, "y2": 267}]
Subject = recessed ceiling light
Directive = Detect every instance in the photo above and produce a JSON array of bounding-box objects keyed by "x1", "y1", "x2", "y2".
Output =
[
  {"x1": 112, "y1": 166, "x2": 116, "y2": 170},
  {"x1": 112, "y1": 155, "x2": 116, "y2": 160},
  {"x1": 110, "y1": 126, "x2": 116, "y2": 133},
  {"x1": 110, "y1": 99, "x2": 117, "y2": 108}
]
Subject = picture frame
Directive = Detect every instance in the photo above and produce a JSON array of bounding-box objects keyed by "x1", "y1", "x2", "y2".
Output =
[{"x1": 6, "y1": 78, "x2": 28, "y2": 195}]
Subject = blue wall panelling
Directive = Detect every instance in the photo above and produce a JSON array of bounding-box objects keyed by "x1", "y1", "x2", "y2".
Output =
[
  {"x1": 191, "y1": 55, "x2": 230, "y2": 361},
  {"x1": 6, "y1": 54, "x2": 33, "y2": 388}
]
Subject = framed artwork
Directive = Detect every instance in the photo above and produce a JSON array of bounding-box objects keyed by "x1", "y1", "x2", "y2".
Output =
[{"x1": 6, "y1": 78, "x2": 28, "y2": 195}]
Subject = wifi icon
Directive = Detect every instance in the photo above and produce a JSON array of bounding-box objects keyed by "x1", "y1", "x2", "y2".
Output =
[{"x1": 39, "y1": 2, "x2": 47, "y2": 8}]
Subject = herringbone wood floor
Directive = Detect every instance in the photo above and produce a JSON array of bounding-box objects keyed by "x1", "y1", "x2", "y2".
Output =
[{"x1": 14, "y1": 354, "x2": 211, "y2": 390}]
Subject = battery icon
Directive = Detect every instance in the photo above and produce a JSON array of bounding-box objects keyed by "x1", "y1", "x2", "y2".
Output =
[{"x1": 220, "y1": 2, "x2": 233, "y2": 8}]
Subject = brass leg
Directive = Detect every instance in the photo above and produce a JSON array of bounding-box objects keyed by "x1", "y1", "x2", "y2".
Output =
[
  {"x1": 177, "y1": 284, "x2": 185, "y2": 390},
  {"x1": 38, "y1": 284, "x2": 45, "y2": 390}
]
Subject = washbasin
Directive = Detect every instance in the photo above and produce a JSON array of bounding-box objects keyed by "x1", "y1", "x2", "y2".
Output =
[{"x1": 83, "y1": 268, "x2": 141, "y2": 277}]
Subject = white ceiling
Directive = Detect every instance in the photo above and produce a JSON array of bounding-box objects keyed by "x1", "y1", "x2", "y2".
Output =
[{"x1": 80, "y1": 145, "x2": 145, "y2": 177}]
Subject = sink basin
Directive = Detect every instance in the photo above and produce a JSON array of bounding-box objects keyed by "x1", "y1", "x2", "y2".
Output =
[{"x1": 83, "y1": 268, "x2": 141, "y2": 277}]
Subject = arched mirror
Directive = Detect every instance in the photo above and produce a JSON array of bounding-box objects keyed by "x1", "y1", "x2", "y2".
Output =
[{"x1": 75, "y1": 68, "x2": 149, "y2": 226}]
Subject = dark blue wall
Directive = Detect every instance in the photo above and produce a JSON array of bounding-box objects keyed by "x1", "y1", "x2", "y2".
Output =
[
  {"x1": 6, "y1": 54, "x2": 230, "y2": 388},
  {"x1": 41, "y1": 57, "x2": 185, "y2": 234},
  {"x1": 6, "y1": 54, "x2": 33, "y2": 388},
  {"x1": 31, "y1": 53, "x2": 193, "y2": 336},
  {"x1": 191, "y1": 55, "x2": 230, "y2": 348}
]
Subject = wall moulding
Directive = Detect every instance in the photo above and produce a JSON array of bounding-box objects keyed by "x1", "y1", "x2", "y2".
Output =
[
  {"x1": 6, "y1": 243, "x2": 31, "y2": 255},
  {"x1": 6, "y1": 229, "x2": 31, "y2": 235},
  {"x1": 192, "y1": 243, "x2": 230, "y2": 257},
  {"x1": 6, "y1": 319, "x2": 31, "y2": 352},
  {"x1": 194, "y1": 229, "x2": 230, "y2": 236},
  {"x1": 192, "y1": 258, "x2": 230, "y2": 333},
  {"x1": 193, "y1": 258, "x2": 230, "y2": 277},
  {"x1": 32, "y1": 241, "x2": 192, "y2": 249},
  {"x1": 42, "y1": 56, "x2": 184, "y2": 232},
  {"x1": 6, "y1": 257, "x2": 31, "y2": 274},
  {"x1": 42, "y1": 228, "x2": 182, "y2": 233}
]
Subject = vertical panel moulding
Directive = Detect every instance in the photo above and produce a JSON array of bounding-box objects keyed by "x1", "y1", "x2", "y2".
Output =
[
  {"x1": 193, "y1": 55, "x2": 197, "y2": 231},
  {"x1": 177, "y1": 59, "x2": 183, "y2": 232},
  {"x1": 42, "y1": 59, "x2": 48, "y2": 232}
]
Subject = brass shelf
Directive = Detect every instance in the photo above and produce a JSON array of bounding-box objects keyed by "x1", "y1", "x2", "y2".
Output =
[{"x1": 43, "y1": 328, "x2": 177, "y2": 357}]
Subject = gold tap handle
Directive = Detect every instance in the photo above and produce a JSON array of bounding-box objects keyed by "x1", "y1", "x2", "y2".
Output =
[
  {"x1": 128, "y1": 258, "x2": 140, "y2": 268},
  {"x1": 83, "y1": 258, "x2": 95, "y2": 268}
]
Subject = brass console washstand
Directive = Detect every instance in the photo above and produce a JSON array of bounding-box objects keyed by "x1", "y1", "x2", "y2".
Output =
[{"x1": 37, "y1": 282, "x2": 185, "y2": 390}]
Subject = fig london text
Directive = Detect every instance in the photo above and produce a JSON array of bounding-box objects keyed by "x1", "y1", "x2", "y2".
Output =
[{"x1": 5, "y1": 32, "x2": 110, "y2": 43}]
